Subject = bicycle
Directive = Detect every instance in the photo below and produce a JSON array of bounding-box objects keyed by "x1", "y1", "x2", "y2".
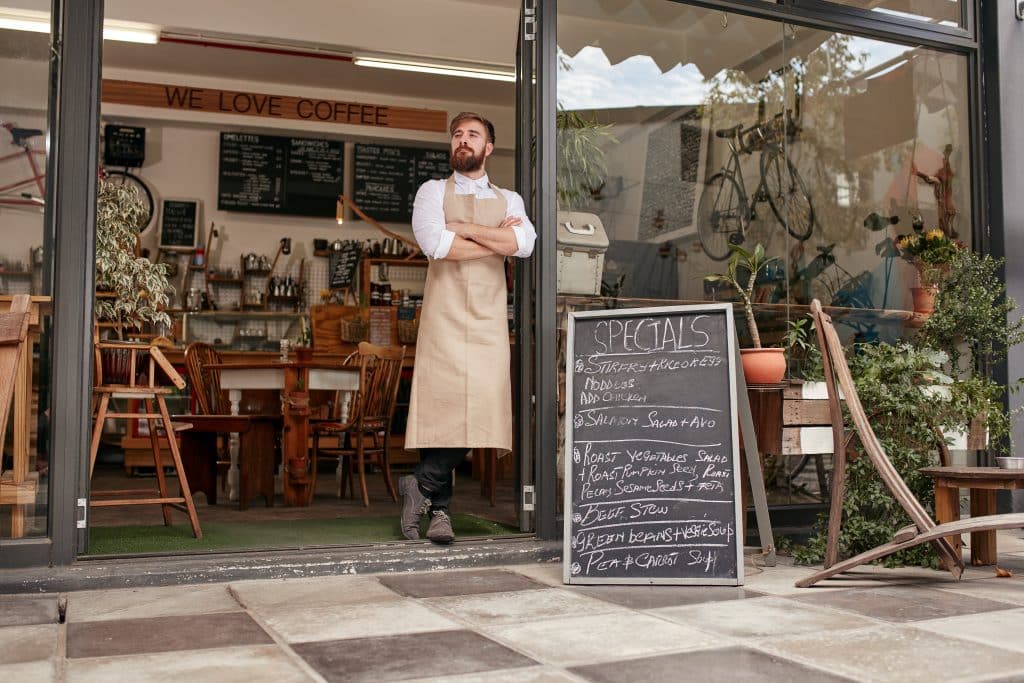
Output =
[
  {"x1": 1, "y1": 121, "x2": 156, "y2": 232},
  {"x1": 697, "y1": 111, "x2": 814, "y2": 261}
]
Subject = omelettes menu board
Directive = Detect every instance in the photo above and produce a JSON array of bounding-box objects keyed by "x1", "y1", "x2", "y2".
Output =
[
  {"x1": 564, "y1": 304, "x2": 744, "y2": 585},
  {"x1": 352, "y1": 144, "x2": 450, "y2": 223},
  {"x1": 218, "y1": 132, "x2": 343, "y2": 217}
]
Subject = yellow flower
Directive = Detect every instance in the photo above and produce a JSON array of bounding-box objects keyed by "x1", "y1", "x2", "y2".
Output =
[{"x1": 925, "y1": 229, "x2": 944, "y2": 241}]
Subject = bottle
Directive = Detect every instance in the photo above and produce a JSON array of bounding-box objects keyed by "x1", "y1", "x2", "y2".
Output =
[{"x1": 194, "y1": 247, "x2": 205, "y2": 267}]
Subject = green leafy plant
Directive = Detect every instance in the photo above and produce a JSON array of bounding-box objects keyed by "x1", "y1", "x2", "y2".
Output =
[
  {"x1": 95, "y1": 179, "x2": 171, "y2": 339},
  {"x1": 783, "y1": 315, "x2": 821, "y2": 379},
  {"x1": 704, "y1": 243, "x2": 779, "y2": 348},
  {"x1": 895, "y1": 228, "x2": 963, "y2": 287},
  {"x1": 556, "y1": 110, "x2": 617, "y2": 208}
]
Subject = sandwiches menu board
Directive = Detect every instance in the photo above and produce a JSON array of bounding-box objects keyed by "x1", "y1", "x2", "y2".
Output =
[
  {"x1": 218, "y1": 132, "x2": 343, "y2": 217},
  {"x1": 564, "y1": 304, "x2": 744, "y2": 585},
  {"x1": 352, "y1": 144, "x2": 450, "y2": 223}
]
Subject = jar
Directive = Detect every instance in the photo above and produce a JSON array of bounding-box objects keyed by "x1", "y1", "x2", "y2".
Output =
[{"x1": 370, "y1": 282, "x2": 381, "y2": 306}]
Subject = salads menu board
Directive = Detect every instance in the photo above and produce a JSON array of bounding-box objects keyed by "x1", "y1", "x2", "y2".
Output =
[
  {"x1": 564, "y1": 304, "x2": 744, "y2": 585},
  {"x1": 352, "y1": 144, "x2": 450, "y2": 223},
  {"x1": 218, "y1": 132, "x2": 343, "y2": 216}
]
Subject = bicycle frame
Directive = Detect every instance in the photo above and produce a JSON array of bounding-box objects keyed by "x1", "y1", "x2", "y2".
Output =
[{"x1": 0, "y1": 141, "x2": 46, "y2": 207}]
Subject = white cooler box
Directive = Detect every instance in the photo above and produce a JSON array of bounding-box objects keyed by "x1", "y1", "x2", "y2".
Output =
[{"x1": 556, "y1": 211, "x2": 609, "y2": 295}]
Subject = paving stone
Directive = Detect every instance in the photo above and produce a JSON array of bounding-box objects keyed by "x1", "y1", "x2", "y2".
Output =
[
  {"x1": 652, "y1": 596, "x2": 876, "y2": 639},
  {"x1": 746, "y1": 564, "x2": 944, "y2": 595},
  {"x1": 0, "y1": 595, "x2": 58, "y2": 627},
  {"x1": 424, "y1": 588, "x2": 621, "y2": 627},
  {"x1": 484, "y1": 611, "x2": 723, "y2": 667},
  {"x1": 0, "y1": 660, "x2": 56, "y2": 682},
  {"x1": 0, "y1": 624, "x2": 59, "y2": 665},
  {"x1": 230, "y1": 575, "x2": 402, "y2": 611},
  {"x1": 403, "y1": 665, "x2": 583, "y2": 683},
  {"x1": 293, "y1": 629, "x2": 536, "y2": 683},
  {"x1": 504, "y1": 563, "x2": 567, "y2": 587},
  {"x1": 792, "y1": 585, "x2": 1016, "y2": 622},
  {"x1": 572, "y1": 585, "x2": 761, "y2": 610},
  {"x1": 378, "y1": 568, "x2": 545, "y2": 598},
  {"x1": 67, "y1": 583, "x2": 240, "y2": 622},
  {"x1": 64, "y1": 645, "x2": 313, "y2": 683},
  {"x1": 570, "y1": 646, "x2": 855, "y2": 683},
  {"x1": 913, "y1": 607, "x2": 1024, "y2": 654},
  {"x1": 934, "y1": 575, "x2": 1024, "y2": 607},
  {"x1": 261, "y1": 597, "x2": 459, "y2": 643},
  {"x1": 66, "y1": 612, "x2": 272, "y2": 659},
  {"x1": 758, "y1": 624, "x2": 1024, "y2": 682}
]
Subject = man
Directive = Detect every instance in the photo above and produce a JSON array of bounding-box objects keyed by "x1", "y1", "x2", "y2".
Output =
[{"x1": 401, "y1": 112, "x2": 536, "y2": 544}]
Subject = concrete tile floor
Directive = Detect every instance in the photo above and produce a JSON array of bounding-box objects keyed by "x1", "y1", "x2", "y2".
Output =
[{"x1": 9, "y1": 543, "x2": 1024, "y2": 682}]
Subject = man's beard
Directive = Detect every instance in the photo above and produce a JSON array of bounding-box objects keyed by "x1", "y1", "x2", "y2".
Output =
[{"x1": 450, "y1": 146, "x2": 484, "y2": 173}]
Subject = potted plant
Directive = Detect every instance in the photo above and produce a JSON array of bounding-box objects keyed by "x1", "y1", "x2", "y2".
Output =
[
  {"x1": 293, "y1": 316, "x2": 314, "y2": 363},
  {"x1": 894, "y1": 228, "x2": 963, "y2": 314},
  {"x1": 95, "y1": 179, "x2": 172, "y2": 382},
  {"x1": 705, "y1": 243, "x2": 786, "y2": 384}
]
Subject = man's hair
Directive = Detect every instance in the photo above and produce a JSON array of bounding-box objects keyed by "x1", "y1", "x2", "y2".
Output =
[{"x1": 449, "y1": 112, "x2": 495, "y2": 145}]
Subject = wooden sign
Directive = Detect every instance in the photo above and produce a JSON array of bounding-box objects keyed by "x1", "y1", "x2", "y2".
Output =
[
  {"x1": 102, "y1": 79, "x2": 448, "y2": 133},
  {"x1": 564, "y1": 304, "x2": 745, "y2": 585}
]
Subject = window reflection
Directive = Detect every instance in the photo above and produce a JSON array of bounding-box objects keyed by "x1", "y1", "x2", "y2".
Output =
[{"x1": 828, "y1": 0, "x2": 963, "y2": 29}]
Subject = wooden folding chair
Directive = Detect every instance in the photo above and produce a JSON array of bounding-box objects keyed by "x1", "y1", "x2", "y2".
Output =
[
  {"x1": 89, "y1": 336, "x2": 202, "y2": 538},
  {"x1": 796, "y1": 299, "x2": 1024, "y2": 588},
  {"x1": 0, "y1": 296, "x2": 31, "y2": 535}
]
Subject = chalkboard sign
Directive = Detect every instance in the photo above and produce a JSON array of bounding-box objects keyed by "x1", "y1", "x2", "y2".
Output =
[
  {"x1": 352, "y1": 144, "x2": 450, "y2": 223},
  {"x1": 103, "y1": 124, "x2": 146, "y2": 167},
  {"x1": 159, "y1": 198, "x2": 200, "y2": 250},
  {"x1": 218, "y1": 132, "x2": 343, "y2": 216},
  {"x1": 328, "y1": 241, "x2": 362, "y2": 289},
  {"x1": 564, "y1": 304, "x2": 744, "y2": 585}
]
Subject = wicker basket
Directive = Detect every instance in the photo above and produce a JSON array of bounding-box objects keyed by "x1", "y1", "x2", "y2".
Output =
[
  {"x1": 397, "y1": 318, "x2": 419, "y2": 344},
  {"x1": 339, "y1": 317, "x2": 369, "y2": 343}
]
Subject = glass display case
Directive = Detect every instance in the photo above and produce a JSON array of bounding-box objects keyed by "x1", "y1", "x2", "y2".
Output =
[{"x1": 181, "y1": 311, "x2": 306, "y2": 351}]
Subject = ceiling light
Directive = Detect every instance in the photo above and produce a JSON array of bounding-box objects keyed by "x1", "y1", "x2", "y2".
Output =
[
  {"x1": 0, "y1": 7, "x2": 160, "y2": 44},
  {"x1": 354, "y1": 54, "x2": 515, "y2": 82}
]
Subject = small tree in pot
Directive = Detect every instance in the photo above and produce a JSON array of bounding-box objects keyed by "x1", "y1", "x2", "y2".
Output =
[
  {"x1": 705, "y1": 243, "x2": 786, "y2": 384},
  {"x1": 95, "y1": 179, "x2": 172, "y2": 340}
]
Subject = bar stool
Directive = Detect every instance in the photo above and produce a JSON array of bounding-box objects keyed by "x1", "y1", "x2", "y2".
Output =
[{"x1": 88, "y1": 338, "x2": 202, "y2": 538}]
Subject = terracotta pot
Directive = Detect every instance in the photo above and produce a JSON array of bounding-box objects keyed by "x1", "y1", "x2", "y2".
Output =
[
  {"x1": 910, "y1": 285, "x2": 938, "y2": 314},
  {"x1": 740, "y1": 348, "x2": 787, "y2": 385}
]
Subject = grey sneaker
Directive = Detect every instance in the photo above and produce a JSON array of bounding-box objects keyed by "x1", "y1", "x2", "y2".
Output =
[
  {"x1": 400, "y1": 475, "x2": 429, "y2": 540},
  {"x1": 426, "y1": 510, "x2": 455, "y2": 544}
]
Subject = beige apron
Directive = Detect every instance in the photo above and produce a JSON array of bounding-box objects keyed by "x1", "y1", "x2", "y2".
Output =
[{"x1": 405, "y1": 176, "x2": 512, "y2": 452}]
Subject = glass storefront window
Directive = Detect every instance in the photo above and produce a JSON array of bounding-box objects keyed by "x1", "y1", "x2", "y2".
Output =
[
  {"x1": 827, "y1": 1, "x2": 964, "y2": 29},
  {"x1": 0, "y1": 27, "x2": 53, "y2": 539},
  {"x1": 555, "y1": 0, "x2": 972, "y2": 505}
]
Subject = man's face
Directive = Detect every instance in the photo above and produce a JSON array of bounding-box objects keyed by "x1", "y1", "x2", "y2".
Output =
[{"x1": 449, "y1": 120, "x2": 493, "y2": 174}]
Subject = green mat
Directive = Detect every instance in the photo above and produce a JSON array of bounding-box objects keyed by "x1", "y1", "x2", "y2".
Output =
[{"x1": 86, "y1": 514, "x2": 518, "y2": 556}]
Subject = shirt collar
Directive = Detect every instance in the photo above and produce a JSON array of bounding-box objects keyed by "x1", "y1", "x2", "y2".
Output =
[{"x1": 453, "y1": 170, "x2": 490, "y2": 191}]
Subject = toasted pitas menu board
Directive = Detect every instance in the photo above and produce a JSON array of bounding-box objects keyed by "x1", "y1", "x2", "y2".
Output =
[{"x1": 564, "y1": 304, "x2": 743, "y2": 585}]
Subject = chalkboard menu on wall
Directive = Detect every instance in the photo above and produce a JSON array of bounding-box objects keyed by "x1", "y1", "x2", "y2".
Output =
[
  {"x1": 159, "y1": 198, "x2": 200, "y2": 250},
  {"x1": 352, "y1": 144, "x2": 450, "y2": 223},
  {"x1": 103, "y1": 124, "x2": 146, "y2": 167},
  {"x1": 564, "y1": 304, "x2": 743, "y2": 585},
  {"x1": 328, "y1": 240, "x2": 362, "y2": 290},
  {"x1": 218, "y1": 132, "x2": 343, "y2": 216}
]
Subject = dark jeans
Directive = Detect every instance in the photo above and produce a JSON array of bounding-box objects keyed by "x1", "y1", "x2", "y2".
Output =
[{"x1": 414, "y1": 447, "x2": 470, "y2": 514}]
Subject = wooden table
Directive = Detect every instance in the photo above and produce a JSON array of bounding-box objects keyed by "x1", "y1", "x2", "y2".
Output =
[
  {"x1": 921, "y1": 466, "x2": 1024, "y2": 565},
  {"x1": 207, "y1": 360, "x2": 359, "y2": 506},
  {"x1": 0, "y1": 295, "x2": 51, "y2": 538}
]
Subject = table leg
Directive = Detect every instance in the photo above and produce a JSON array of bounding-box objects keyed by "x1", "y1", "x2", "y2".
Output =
[
  {"x1": 227, "y1": 389, "x2": 241, "y2": 502},
  {"x1": 933, "y1": 483, "x2": 961, "y2": 557},
  {"x1": 970, "y1": 488, "x2": 998, "y2": 565}
]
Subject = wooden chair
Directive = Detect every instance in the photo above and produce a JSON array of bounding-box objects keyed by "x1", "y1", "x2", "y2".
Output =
[
  {"x1": 796, "y1": 300, "x2": 1024, "y2": 588},
  {"x1": 89, "y1": 336, "x2": 202, "y2": 538},
  {"x1": 179, "y1": 342, "x2": 279, "y2": 509},
  {"x1": 0, "y1": 296, "x2": 31, "y2": 535},
  {"x1": 312, "y1": 342, "x2": 405, "y2": 506}
]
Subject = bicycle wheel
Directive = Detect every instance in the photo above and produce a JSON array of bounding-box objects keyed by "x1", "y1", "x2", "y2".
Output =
[
  {"x1": 761, "y1": 150, "x2": 814, "y2": 241},
  {"x1": 697, "y1": 173, "x2": 749, "y2": 261},
  {"x1": 105, "y1": 169, "x2": 155, "y2": 233}
]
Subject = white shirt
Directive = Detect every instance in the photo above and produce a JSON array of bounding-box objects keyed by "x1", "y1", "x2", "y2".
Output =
[{"x1": 411, "y1": 171, "x2": 537, "y2": 260}]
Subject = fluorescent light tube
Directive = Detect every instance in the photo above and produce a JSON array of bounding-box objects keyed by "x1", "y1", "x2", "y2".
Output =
[
  {"x1": 354, "y1": 55, "x2": 515, "y2": 83},
  {"x1": 0, "y1": 8, "x2": 160, "y2": 43}
]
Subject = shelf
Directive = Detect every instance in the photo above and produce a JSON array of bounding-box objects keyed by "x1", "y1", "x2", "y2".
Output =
[
  {"x1": 267, "y1": 295, "x2": 300, "y2": 303},
  {"x1": 244, "y1": 268, "x2": 273, "y2": 276},
  {"x1": 188, "y1": 264, "x2": 206, "y2": 271},
  {"x1": 367, "y1": 256, "x2": 428, "y2": 266},
  {"x1": 183, "y1": 311, "x2": 302, "y2": 321},
  {"x1": 207, "y1": 277, "x2": 244, "y2": 284}
]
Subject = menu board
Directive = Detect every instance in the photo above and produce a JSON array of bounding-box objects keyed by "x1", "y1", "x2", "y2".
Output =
[
  {"x1": 159, "y1": 198, "x2": 200, "y2": 250},
  {"x1": 352, "y1": 143, "x2": 450, "y2": 223},
  {"x1": 329, "y1": 241, "x2": 363, "y2": 290},
  {"x1": 103, "y1": 124, "x2": 146, "y2": 167},
  {"x1": 218, "y1": 132, "x2": 343, "y2": 216},
  {"x1": 564, "y1": 304, "x2": 743, "y2": 585}
]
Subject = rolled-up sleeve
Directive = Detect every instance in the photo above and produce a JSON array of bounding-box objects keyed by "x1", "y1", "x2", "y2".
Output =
[
  {"x1": 412, "y1": 181, "x2": 455, "y2": 259},
  {"x1": 504, "y1": 191, "x2": 536, "y2": 258}
]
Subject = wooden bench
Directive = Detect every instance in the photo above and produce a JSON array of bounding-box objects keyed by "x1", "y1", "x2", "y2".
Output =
[
  {"x1": 920, "y1": 466, "x2": 1024, "y2": 566},
  {"x1": 780, "y1": 381, "x2": 841, "y2": 502}
]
